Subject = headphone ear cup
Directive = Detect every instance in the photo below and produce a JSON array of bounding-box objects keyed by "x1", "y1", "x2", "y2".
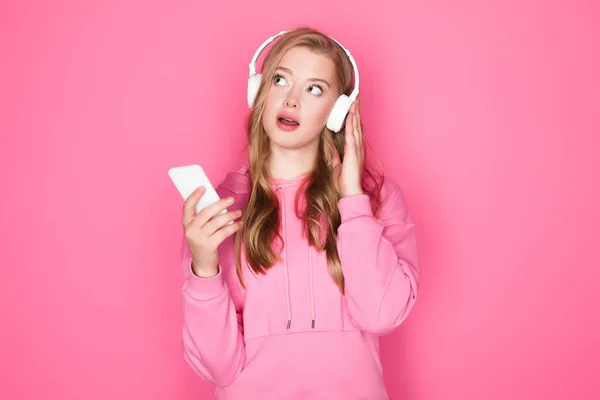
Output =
[
  {"x1": 326, "y1": 94, "x2": 353, "y2": 133},
  {"x1": 247, "y1": 74, "x2": 262, "y2": 108}
]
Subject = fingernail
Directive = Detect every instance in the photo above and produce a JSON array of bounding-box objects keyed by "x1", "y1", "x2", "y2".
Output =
[{"x1": 226, "y1": 197, "x2": 234, "y2": 203}]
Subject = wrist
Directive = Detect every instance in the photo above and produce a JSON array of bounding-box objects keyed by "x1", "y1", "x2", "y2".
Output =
[
  {"x1": 191, "y1": 259, "x2": 219, "y2": 278},
  {"x1": 341, "y1": 188, "x2": 364, "y2": 198}
]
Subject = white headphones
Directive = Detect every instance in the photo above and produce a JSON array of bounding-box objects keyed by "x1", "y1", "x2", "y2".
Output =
[{"x1": 247, "y1": 30, "x2": 360, "y2": 133}]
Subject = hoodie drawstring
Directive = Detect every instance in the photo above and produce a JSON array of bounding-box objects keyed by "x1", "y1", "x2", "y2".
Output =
[
  {"x1": 277, "y1": 187, "x2": 293, "y2": 330},
  {"x1": 276, "y1": 185, "x2": 316, "y2": 330},
  {"x1": 308, "y1": 245, "x2": 315, "y2": 329}
]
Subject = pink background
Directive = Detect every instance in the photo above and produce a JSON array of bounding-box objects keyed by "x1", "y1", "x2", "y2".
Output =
[{"x1": 1, "y1": 0, "x2": 598, "y2": 399}]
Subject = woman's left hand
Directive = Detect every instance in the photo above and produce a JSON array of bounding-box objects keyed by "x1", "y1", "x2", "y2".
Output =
[{"x1": 333, "y1": 98, "x2": 364, "y2": 198}]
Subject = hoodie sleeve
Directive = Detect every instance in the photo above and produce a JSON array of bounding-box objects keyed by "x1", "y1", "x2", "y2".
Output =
[
  {"x1": 336, "y1": 179, "x2": 420, "y2": 336},
  {"x1": 179, "y1": 237, "x2": 246, "y2": 387}
]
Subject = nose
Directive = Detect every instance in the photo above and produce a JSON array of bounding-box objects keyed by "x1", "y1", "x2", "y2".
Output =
[{"x1": 284, "y1": 92, "x2": 299, "y2": 109}]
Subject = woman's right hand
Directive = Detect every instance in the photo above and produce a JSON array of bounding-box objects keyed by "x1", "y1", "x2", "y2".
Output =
[{"x1": 182, "y1": 186, "x2": 244, "y2": 278}]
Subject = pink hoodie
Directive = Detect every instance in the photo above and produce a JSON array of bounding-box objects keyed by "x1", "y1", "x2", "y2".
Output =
[{"x1": 180, "y1": 162, "x2": 420, "y2": 399}]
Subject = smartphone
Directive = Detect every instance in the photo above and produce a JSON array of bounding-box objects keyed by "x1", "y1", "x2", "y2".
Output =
[{"x1": 168, "y1": 164, "x2": 228, "y2": 219}]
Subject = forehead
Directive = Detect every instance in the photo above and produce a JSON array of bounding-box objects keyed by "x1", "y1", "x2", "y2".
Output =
[{"x1": 277, "y1": 46, "x2": 336, "y2": 81}]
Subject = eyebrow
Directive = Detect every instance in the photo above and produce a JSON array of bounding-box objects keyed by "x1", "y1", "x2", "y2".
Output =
[{"x1": 276, "y1": 66, "x2": 331, "y2": 88}]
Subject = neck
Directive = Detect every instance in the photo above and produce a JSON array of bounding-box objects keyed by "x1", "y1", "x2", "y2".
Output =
[{"x1": 268, "y1": 142, "x2": 318, "y2": 181}]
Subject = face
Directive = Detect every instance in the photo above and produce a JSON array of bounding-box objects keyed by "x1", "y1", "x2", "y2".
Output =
[{"x1": 262, "y1": 46, "x2": 339, "y2": 151}]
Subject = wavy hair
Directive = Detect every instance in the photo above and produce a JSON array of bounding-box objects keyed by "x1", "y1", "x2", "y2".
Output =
[{"x1": 235, "y1": 26, "x2": 384, "y2": 294}]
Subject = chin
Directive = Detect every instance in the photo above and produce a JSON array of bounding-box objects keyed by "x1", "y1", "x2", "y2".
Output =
[
  {"x1": 268, "y1": 135, "x2": 308, "y2": 150},
  {"x1": 264, "y1": 123, "x2": 321, "y2": 151}
]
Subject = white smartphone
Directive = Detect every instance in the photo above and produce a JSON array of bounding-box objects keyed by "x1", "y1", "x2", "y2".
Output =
[{"x1": 168, "y1": 164, "x2": 228, "y2": 219}]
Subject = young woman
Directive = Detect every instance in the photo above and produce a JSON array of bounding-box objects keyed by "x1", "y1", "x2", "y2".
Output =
[{"x1": 179, "y1": 26, "x2": 420, "y2": 399}]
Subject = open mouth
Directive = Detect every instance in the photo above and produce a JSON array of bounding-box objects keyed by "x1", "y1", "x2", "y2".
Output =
[
  {"x1": 276, "y1": 113, "x2": 300, "y2": 131},
  {"x1": 278, "y1": 117, "x2": 299, "y2": 126}
]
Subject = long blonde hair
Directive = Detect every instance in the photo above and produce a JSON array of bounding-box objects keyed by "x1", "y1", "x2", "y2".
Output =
[{"x1": 235, "y1": 26, "x2": 384, "y2": 294}]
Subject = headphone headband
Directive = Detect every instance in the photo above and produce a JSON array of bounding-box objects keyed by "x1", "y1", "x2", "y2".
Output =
[{"x1": 248, "y1": 30, "x2": 359, "y2": 101}]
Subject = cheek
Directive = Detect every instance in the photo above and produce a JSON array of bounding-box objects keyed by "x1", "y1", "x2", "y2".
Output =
[
  {"x1": 264, "y1": 89, "x2": 283, "y2": 116},
  {"x1": 262, "y1": 97, "x2": 276, "y2": 122},
  {"x1": 309, "y1": 99, "x2": 335, "y2": 126}
]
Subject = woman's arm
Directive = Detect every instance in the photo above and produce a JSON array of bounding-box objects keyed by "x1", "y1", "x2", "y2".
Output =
[
  {"x1": 180, "y1": 238, "x2": 246, "y2": 386},
  {"x1": 336, "y1": 179, "x2": 420, "y2": 336}
]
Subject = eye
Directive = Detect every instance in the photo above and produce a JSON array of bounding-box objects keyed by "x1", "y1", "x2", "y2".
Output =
[
  {"x1": 273, "y1": 73, "x2": 288, "y2": 86},
  {"x1": 308, "y1": 84, "x2": 324, "y2": 95}
]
